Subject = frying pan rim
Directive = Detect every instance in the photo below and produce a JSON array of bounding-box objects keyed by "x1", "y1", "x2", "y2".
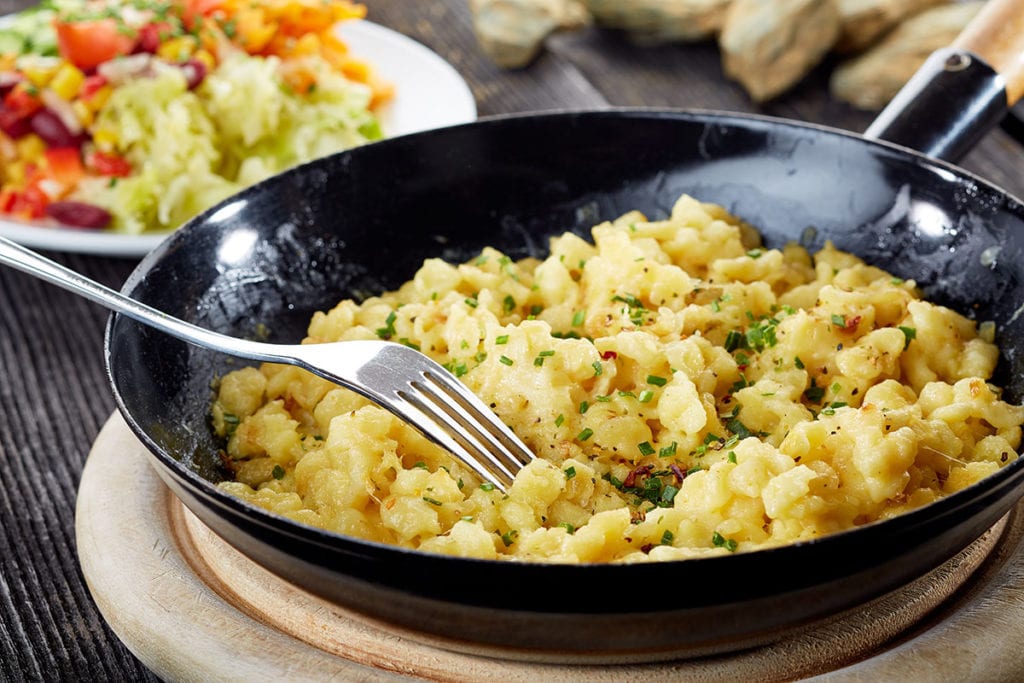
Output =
[{"x1": 104, "y1": 107, "x2": 1024, "y2": 587}]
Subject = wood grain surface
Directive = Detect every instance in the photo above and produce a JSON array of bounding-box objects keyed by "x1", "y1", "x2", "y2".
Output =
[{"x1": 0, "y1": 1, "x2": 1022, "y2": 680}]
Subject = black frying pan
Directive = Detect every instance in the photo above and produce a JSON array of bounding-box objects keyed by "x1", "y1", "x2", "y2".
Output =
[{"x1": 105, "y1": 0, "x2": 1024, "y2": 662}]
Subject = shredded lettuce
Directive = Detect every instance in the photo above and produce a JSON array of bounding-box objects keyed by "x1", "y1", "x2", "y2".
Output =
[{"x1": 75, "y1": 53, "x2": 381, "y2": 233}]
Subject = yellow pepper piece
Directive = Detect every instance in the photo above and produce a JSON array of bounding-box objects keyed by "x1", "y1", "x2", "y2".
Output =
[
  {"x1": 21, "y1": 63, "x2": 57, "y2": 89},
  {"x1": 48, "y1": 63, "x2": 85, "y2": 100}
]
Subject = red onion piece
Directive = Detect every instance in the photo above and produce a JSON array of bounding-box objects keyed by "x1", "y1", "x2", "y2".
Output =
[
  {"x1": 181, "y1": 59, "x2": 207, "y2": 90},
  {"x1": 40, "y1": 90, "x2": 83, "y2": 136},
  {"x1": 0, "y1": 72, "x2": 25, "y2": 95},
  {"x1": 45, "y1": 201, "x2": 112, "y2": 229},
  {"x1": 29, "y1": 109, "x2": 87, "y2": 148}
]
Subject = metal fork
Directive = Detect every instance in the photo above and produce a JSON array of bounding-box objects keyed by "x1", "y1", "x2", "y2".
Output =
[{"x1": 0, "y1": 236, "x2": 535, "y2": 491}]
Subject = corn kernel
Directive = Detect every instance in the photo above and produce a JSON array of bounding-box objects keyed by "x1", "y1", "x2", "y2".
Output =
[
  {"x1": 192, "y1": 49, "x2": 216, "y2": 71},
  {"x1": 48, "y1": 63, "x2": 85, "y2": 100},
  {"x1": 85, "y1": 85, "x2": 113, "y2": 111},
  {"x1": 15, "y1": 134, "x2": 45, "y2": 163},
  {"x1": 157, "y1": 36, "x2": 199, "y2": 63},
  {"x1": 292, "y1": 33, "x2": 320, "y2": 57},
  {"x1": 92, "y1": 129, "x2": 119, "y2": 152},
  {"x1": 6, "y1": 160, "x2": 26, "y2": 185},
  {"x1": 71, "y1": 100, "x2": 94, "y2": 128}
]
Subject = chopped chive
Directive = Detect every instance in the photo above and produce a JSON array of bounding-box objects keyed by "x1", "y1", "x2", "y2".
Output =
[
  {"x1": 501, "y1": 530, "x2": 519, "y2": 547},
  {"x1": 661, "y1": 530, "x2": 675, "y2": 545},
  {"x1": 495, "y1": 334, "x2": 509, "y2": 345},
  {"x1": 638, "y1": 389, "x2": 654, "y2": 403},
  {"x1": 592, "y1": 361, "x2": 603, "y2": 376},
  {"x1": 480, "y1": 482, "x2": 496, "y2": 491},
  {"x1": 661, "y1": 485, "x2": 679, "y2": 505},
  {"x1": 465, "y1": 297, "x2": 479, "y2": 308},
  {"x1": 272, "y1": 465, "x2": 285, "y2": 480},
  {"x1": 577, "y1": 428, "x2": 594, "y2": 442},
  {"x1": 794, "y1": 356, "x2": 805, "y2": 369},
  {"x1": 559, "y1": 522, "x2": 576, "y2": 534},
  {"x1": 422, "y1": 496, "x2": 443, "y2": 506},
  {"x1": 499, "y1": 355, "x2": 514, "y2": 366},
  {"x1": 647, "y1": 375, "x2": 667, "y2": 387},
  {"x1": 579, "y1": 401, "x2": 590, "y2": 414},
  {"x1": 899, "y1": 325, "x2": 917, "y2": 350},
  {"x1": 375, "y1": 311, "x2": 398, "y2": 339},
  {"x1": 572, "y1": 309, "x2": 586, "y2": 327},
  {"x1": 638, "y1": 441, "x2": 656, "y2": 456},
  {"x1": 746, "y1": 248, "x2": 763, "y2": 259},
  {"x1": 831, "y1": 314, "x2": 847, "y2": 328},
  {"x1": 712, "y1": 531, "x2": 738, "y2": 552},
  {"x1": 555, "y1": 414, "x2": 565, "y2": 427},
  {"x1": 659, "y1": 441, "x2": 678, "y2": 458},
  {"x1": 564, "y1": 466, "x2": 577, "y2": 480},
  {"x1": 502, "y1": 295, "x2": 516, "y2": 314},
  {"x1": 727, "y1": 451, "x2": 737, "y2": 464}
]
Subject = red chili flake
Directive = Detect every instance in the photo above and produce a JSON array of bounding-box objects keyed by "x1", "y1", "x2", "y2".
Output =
[
  {"x1": 669, "y1": 463, "x2": 686, "y2": 483},
  {"x1": 601, "y1": 350, "x2": 618, "y2": 360},
  {"x1": 844, "y1": 315, "x2": 861, "y2": 331},
  {"x1": 623, "y1": 464, "x2": 654, "y2": 488},
  {"x1": 216, "y1": 449, "x2": 236, "y2": 474},
  {"x1": 640, "y1": 543, "x2": 655, "y2": 554}
]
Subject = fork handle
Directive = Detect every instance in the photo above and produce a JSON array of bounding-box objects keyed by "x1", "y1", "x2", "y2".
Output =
[{"x1": 0, "y1": 235, "x2": 283, "y2": 365}]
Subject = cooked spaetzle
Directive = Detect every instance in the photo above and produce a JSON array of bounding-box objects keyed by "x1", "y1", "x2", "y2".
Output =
[{"x1": 211, "y1": 193, "x2": 1024, "y2": 563}]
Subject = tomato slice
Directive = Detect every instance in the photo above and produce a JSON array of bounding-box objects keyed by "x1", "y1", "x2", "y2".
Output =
[
  {"x1": 3, "y1": 82, "x2": 42, "y2": 119},
  {"x1": 54, "y1": 19, "x2": 138, "y2": 71},
  {"x1": 5, "y1": 186, "x2": 48, "y2": 220},
  {"x1": 181, "y1": 0, "x2": 225, "y2": 28}
]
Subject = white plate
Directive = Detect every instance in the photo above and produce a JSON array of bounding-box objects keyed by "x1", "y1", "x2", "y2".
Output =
[{"x1": 0, "y1": 19, "x2": 477, "y2": 257}]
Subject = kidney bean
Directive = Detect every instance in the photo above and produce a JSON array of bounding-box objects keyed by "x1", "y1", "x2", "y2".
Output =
[
  {"x1": 0, "y1": 108, "x2": 31, "y2": 138},
  {"x1": 46, "y1": 201, "x2": 112, "y2": 229},
  {"x1": 30, "y1": 109, "x2": 87, "y2": 148}
]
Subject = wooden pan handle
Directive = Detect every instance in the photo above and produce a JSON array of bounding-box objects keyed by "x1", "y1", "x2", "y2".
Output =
[{"x1": 953, "y1": 0, "x2": 1024, "y2": 106}]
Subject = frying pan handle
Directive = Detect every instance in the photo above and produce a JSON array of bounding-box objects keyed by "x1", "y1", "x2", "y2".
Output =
[{"x1": 864, "y1": 0, "x2": 1024, "y2": 163}]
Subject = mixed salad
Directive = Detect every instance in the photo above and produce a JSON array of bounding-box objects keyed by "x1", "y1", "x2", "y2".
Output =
[{"x1": 0, "y1": 0, "x2": 389, "y2": 233}]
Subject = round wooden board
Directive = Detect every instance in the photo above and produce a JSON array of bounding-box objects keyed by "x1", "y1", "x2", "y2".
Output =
[{"x1": 77, "y1": 412, "x2": 1024, "y2": 681}]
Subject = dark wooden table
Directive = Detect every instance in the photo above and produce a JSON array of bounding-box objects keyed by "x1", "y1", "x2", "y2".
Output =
[{"x1": 1, "y1": 1, "x2": 1022, "y2": 679}]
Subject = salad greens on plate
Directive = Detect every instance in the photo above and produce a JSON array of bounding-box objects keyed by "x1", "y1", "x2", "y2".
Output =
[{"x1": 0, "y1": 0, "x2": 389, "y2": 234}]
